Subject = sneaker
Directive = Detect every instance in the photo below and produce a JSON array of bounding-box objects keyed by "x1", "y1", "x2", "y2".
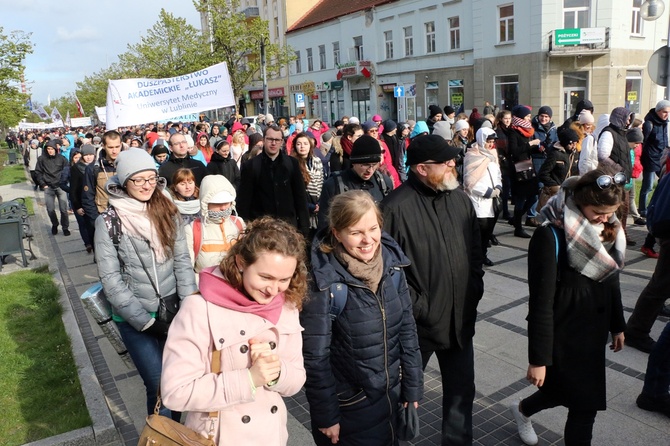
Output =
[
  {"x1": 63, "y1": 229, "x2": 71, "y2": 236},
  {"x1": 641, "y1": 246, "x2": 660, "y2": 259},
  {"x1": 634, "y1": 217, "x2": 647, "y2": 226},
  {"x1": 636, "y1": 393, "x2": 670, "y2": 417},
  {"x1": 509, "y1": 400, "x2": 538, "y2": 445},
  {"x1": 51, "y1": 225, "x2": 58, "y2": 235},
  {"x1": 625, "y1": 335, "x2": 656, "y2": 353}
]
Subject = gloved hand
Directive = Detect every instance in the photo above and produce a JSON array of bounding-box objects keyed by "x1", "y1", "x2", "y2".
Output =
[
  {"x1": 490, "y1": 189, "x2": 501, "y2": 198},
  {"x1": 143, "y1": 319, "x2": 170, "y2": 338}
]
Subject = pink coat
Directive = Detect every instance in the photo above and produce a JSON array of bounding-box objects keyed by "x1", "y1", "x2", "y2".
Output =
[{"x1": 161, "y1": 294, "x2": 305, "y2": 446}]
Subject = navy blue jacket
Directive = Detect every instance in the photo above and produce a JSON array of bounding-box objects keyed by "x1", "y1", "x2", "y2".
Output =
[{"x1": 642, "y1": 108, "x2": 669, "y2": 173}]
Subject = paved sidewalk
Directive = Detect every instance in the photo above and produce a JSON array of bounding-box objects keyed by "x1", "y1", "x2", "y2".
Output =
[{"x1": 4, "y1": 177, "x2": 668, "y2": 446}]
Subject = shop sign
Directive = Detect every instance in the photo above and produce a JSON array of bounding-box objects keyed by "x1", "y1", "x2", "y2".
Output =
[
  {"x1": 381, "y1": 84, "x2": 397, "y2": 93},
  {"x1": 554, "y1": 28, "x2": 605, "y2": 46},
  {"x1": 249, "y1": 87, "x2": 285, "y2": 100}
]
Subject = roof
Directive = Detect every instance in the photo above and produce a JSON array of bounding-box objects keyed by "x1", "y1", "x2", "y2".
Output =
[{"x1": 288, "y1": 0, "x2": 396, "y2": 33}]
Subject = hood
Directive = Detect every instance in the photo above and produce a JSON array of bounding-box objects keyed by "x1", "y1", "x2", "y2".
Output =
[
  {"x1": 595, "y1": 114, "x2": 610, "y2": 138},
  {"x1": 475, "y1": 127, "x2": 497, "y2": 148},
  {"x1": 199, "y1": 174, "x2": 236, "y2": 215},
  {"x1": 644, "y1": 108, "x2": 668, "y2": 126},
  {"x1": 410, "y1": 121, "x2": 429, "y2": 139},
  {"x1": 609, "y1": 107, "x2": 633, "y2": 129}
]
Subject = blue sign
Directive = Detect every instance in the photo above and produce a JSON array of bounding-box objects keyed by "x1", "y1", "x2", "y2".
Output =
[
  {"x1": 394, "y1": 86, "x2": 405, "y2": 98},
  {"x1": 295, "y1": 93, "x2": 305, "y2": 107}
]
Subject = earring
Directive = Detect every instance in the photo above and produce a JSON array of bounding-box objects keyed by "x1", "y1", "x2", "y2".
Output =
[{"x1": 239, "y1": 269, "x2": 243, "y2": 273}]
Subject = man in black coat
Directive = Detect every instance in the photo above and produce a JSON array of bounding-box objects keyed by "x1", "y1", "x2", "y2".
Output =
[
  {"x1": 237, "y1": 125, "x2": 310, "y2": 238},
  {"x1": 159, "y1": 133, "x2": 207, "y2": 186},
  {"x1": 381, "y1": 135, "x2": 484, "y2": 446},
  {"x1": 35, "y1": 139, "x2": 70, "y2": 235}
]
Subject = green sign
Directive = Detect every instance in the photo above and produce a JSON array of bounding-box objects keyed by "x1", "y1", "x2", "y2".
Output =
[
  {"x1": 330, "y1": 80, "x2": 344, "y2": 91},
  {"x1": 555, "y1": 28, "x2": 580, "y2": 45},
  {"x1": 554, "y1": 28, "x2": 606, "y2": 46}
]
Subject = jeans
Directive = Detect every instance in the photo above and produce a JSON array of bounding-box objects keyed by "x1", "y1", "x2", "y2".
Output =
[
  {"x1": 638, "y1": 170, "x2": 658, "y2": 216},
  {"x1": 74, "y1": 213, "x2": 92, "y2": 247},
  {"x1": 521, "y1": 391, "x2": 597, "y2": 446},
  {"x1": 116, "y1": 321, "x2": 179, "y2": 420},
  {"x1": 526, "y1": 157, "x2": 547, "y2": 218},
  {"x1": 44, "y1": 186, "x2": 69, "y2": 230},
  {"x1": 626, "y1": 238, "x2": 670, "y2": 340},
  {"x1": 642, "y1": 320, "x2": 670, "y2": 398},
  {"x1": 421, "y1": 339, "x2": 475, "y2": 446}
]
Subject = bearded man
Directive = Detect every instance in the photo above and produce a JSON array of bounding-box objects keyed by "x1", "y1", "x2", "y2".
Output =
[{"x1": 381, "y1": 134, "x2": 484, "y2": 446}]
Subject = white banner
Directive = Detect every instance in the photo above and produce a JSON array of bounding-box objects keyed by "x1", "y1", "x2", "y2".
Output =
[
  {"x1": 70, "y1": 117, "x2": 92, "y2": 127},
  {"x1": 105, "y1": 62, "x2": 235, "y2": 130},
  {"x1": 18, "y1": 122, "x2": 61, "y2": 130},
  {"x1": 95, "y1": 106, "x2": 107, "y2": 123}
]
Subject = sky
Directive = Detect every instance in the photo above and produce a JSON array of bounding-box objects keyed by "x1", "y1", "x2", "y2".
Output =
[{"x1": 0, "y1": 0, "x2": 203, "y2": 106}]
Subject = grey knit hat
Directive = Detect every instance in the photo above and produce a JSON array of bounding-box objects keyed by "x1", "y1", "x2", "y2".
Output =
[
  {"x1": 656, "y1": 100, "x2": 670, "y2": 112},
  {"x1": 115, "y1": 149, "x2": 157, "y2": 186},
  {"x1": 80, "y1": 144, "x2": 96, "y2": 156}
]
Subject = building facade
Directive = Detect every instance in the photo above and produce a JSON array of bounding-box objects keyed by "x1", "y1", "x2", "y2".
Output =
[{"x1": 287, "y1": 0, "x2": 668, "y2": 123}]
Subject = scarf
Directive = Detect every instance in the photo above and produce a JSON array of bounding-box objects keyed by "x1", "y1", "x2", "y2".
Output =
[
  {"x1": 511, "y1": 116, "x2": 535, "y2": 138},
  {"x1": 334, "y1": 243, "x2": 383, "y2": 293},
  {"x1": 173, "y1": 198, "x2": 201, "y2": 217},
  {"x1": 199, "y1": 266, "x2": 285, "y2": 324},
  {"x1": 341, "y1": 136, "x2": 354, "y2": 156},
  {"x1": 539, "y1": 186, "x2": 625, "y2": 282},
  {"x1": 108, "y1": 194, "x2": 169, "y2": 263},
  {"x1": 463, "y1": 144, "x2": 497, "y2": 193},
  {"x1": 75, "y1": 159, "x2": 88, "y2": 175}
]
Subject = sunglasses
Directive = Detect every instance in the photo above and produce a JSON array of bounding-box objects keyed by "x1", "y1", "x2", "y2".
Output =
[{"x1": 596, "y1": 172, "x2": 626, "y2": 189}]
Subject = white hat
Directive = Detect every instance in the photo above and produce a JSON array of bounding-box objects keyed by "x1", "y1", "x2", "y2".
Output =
[
  {"x1": 454, "y1": 120, "x2": 470, "y2": 132},
  {"x1": 210, "y1": 190, "x2": 235, "y2": 203},
  {"x1": 348, "y1": 117, "x2": 360, "y2": 124},
  {"x1": 265, "y1": 113, "x2": 274, "y2": 123}
]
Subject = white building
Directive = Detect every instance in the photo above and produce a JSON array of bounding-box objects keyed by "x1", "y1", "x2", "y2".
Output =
[{"x1": 287, "y1": 0, "x2": 669, "y2": 123}]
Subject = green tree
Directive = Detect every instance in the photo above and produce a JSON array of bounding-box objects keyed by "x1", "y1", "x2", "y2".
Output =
[
  {"x1": 194, "y1": 0, "x2": 295, "y2": 102},
  {"x1": 118, "y1": 9, "x2": 209, "y2": 78},
  {"x1": 0, "y1": 27, "x2": 33, "y2": 128}
]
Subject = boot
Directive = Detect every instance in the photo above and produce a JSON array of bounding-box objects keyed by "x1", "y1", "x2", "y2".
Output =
[{"x1": 513, "y1": 211, "x2": 531, "y2": 239}]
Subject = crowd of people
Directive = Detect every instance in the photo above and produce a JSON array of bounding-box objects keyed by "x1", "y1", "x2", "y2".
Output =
[{"x1": 8, "y1": 103, "x2": 670, "y2": 445}]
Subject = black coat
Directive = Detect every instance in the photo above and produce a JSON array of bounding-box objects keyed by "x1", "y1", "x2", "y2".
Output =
[
  {"x1": 538, "y1": 145, "x2": 577, "y2": 187},
  {"x1": 507, "y1": 127, "x2": 540, "y2": 195},
  {"x1": 527, "y1": 226, "x2": 626, "y2": 411},
  {"x1": 237, "y1": 150, "x2": 310, "y2": 237},
  {"x1": 206, "y1": 151, "x2": 241, "y2": 190},
  {"x1": 642, "y1": 108, "x2": 669, "y2": 173},
  {"x1": 381, "y1": 172, "x2": 484, "y2": 351},
  {"x1": 35, "y1": 152, "x2": 67, "y2": 188},
  {"x1": 158, "y1": 155, "x2": 207, "y2": 186},
  {"x1": 301, "y1": 233, "x2": 423, "y2": 445}
]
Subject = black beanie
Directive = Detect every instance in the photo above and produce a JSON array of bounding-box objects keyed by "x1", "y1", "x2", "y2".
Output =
[
  {"x1": 444, "y1": 105, "x2": 456, "y2": 116},
  {"x1": 383, "y1": 120, "x2": 397, "y2": 132},
  {"x1": 538, "y1": 106, "x2": 553, "y2": 118},
  {"x1": 558, "y1": 129, "x2": 579, "y2": 148},
  {"x1": 350, "y1": 135, "x2": 382, "y2": 164},
  {"x1": 429, "y1": 105, "x2": 443, "y2": 119}
]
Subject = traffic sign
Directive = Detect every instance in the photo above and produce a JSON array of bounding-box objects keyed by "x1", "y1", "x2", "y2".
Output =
[
  {"x1": 295, "y1": 93, "x2": 305, "y2": 107},
  {"x1": 394, "y1": 86, "x2": 405, "y2": 98},
  {"x1": 648, "y1": 46, "x2": 669, "y2": 86}
]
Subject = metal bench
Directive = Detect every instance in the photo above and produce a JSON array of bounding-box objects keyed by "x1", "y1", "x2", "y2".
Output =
[
  {"x1": 0, "y1": 198, "x2": 36, "y2": 269},
  {"x1": 7, "y1": 151, "x2": 18, "y2": 165}
]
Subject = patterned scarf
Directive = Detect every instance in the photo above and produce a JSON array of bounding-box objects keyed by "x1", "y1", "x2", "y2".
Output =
[
  {"x1": 511, "y1": 116, "x2": 535, "y2": 138},
  {"x1": 538, "y1": 181, "x2": 625, "y2": 282},
  {"x1": 463, "y1": 144, "x2": 497, "y2": 194}
]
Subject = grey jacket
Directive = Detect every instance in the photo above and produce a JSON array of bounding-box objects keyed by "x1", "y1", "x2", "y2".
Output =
[{"x1": 94, "y1": 183, "x2": 197, "y2": 331}]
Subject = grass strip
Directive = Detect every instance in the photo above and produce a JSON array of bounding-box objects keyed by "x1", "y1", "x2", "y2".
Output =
[{"x1": 0, "y1": 267, "x2": 90, "y2": 445}]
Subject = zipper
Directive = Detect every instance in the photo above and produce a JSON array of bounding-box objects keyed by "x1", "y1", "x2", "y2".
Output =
[{"x1": 150, "y1": 246, "x2": 161, "y2": 296}]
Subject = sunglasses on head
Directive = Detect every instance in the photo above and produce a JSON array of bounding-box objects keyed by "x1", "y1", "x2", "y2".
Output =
[{"x1": 596, "y1": 172, "x2": 626, "y2": 189}]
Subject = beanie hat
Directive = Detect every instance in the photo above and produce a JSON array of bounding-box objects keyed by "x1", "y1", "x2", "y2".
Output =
[
  {"x1": 30, "y1": 139, "x2": 39, "y2": 145},
  {"x1": 265, "y1": 113, "x2": 274, "y2": 123},
  {"x1": 382, "y1": 120, "x2": 397, "y2": 132},
  {"x1": 350, "y1": 135, "x2": 382, "y2": 164},
  {"x1": 512, "y1": 105, "x2": 532, "y2": 119},
  {"x1": 407, "y1": 135, "x2": 461, "y2": 165},
  {"x1": 576, "y1": 99, "x2": 594, "y2": 114},
  {"x1": 93, "y1": 136, "x2": 102, "y2": 144},
  {"x1": 362, "y1": 120, "x2": 379, "y2": 133},
  {"x1": 558, "y1": 129, "x2": 579, "y2": 148},
  {"x1": 322, "y1": 131, "x2": 334, "y2": 142},
  {"x1": 538, "y1": 106, "x2": 553, "y2": 117},
  {"x1": 444, "y1": 105, "x2": 456, "y2": 116},
  {"x1": 626, "y1": 127, "x2": 644, "y2": 143},
  {"x1": 453, "y1": 119, "x2": 470, "y2": 133},
  {"x1": 428, "y1": 105, "x2": 443, "y2": 119},
  {"x1": 152, "y1": 144, "x2": 170, "y2": 157},
  {"x1": 656, "y1": 100, "x2": 670, "y2": 112},
  {"x1": 115, "y1": 149, "x2": 158, "y2": 186},
  {"x1": 432, "y1": 121, "x2": 452, "y2": 140},
  {"x1": 294, "y1": 121, "x2": 304, "y2": 132},
  {"x1": 578, "y1": 110, "x2": 595, "y2": 124},
  {"x1": 372, "y1": 114, "x2": 382, "y2": 122},
  {"x1": 80, "y1": 144, "x2": 96, "y2": 156},
  {"x1": 348, "y1": 117, "x2": 360, "y2": 124}
]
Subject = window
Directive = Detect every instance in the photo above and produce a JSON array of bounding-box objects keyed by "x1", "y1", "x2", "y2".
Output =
[
  {"x1": 448, "y1": 79, "x2": 464, "y2": 109},
  {"x1": 295, "y1": 50, "x2": 301, "y2": 74},
  {"x1": 319, "y1": 45, "x2": 326, "y2": 70},
  {"x1": 306, "y1": 48, "x2": 313, "y2": 72},
  {"x1": 563, "y1": 0, "x2": 590, "y2": 29},
  {"x1": 425, "y1": 22, "x2": 436, "y2": 54},
  {"x1": 354, "y1": 36, "x2": 364, "y2": 61},
  {"x1": 498, "y1": 4, "x2": 514, "y2": 43},
  {"x1": 449, "y1": 16, "x2": 460, "y2": 50},
  {"x1": 384, "y1": 30, "x2": 394, "y2": 59},
  {"x1": 632, "y1": 0, "x2": 643, "y2": 35},
  {"x1": 494, "y1": 75, "x2": 519, "y2": 111},
  {"x1": 425, "y1": 82, "x2": 439, "y2": 117},
  {"x1": 333, "y1": 42, "x2": 340, "y2": 66},
  {"x1": 404, "y1": 26, "x2": 414, "y2": 56},
  {"x1": 626, "y1": 70, "x2": 642, "y2": 114},
  {"x1": 351, "y1": 89, "x2": 371, "y2": 122}
]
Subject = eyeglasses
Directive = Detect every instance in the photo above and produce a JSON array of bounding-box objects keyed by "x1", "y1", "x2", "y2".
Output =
[
  {"x1": 265, "y1": 138, "x2": 283, "y2": 144},
  {"x1": 127, "y1": 176, "x2": 159, "y2": 186},
  {"x1": 422, "y1": 160, "x2": 451, "y2": 165},
  {"x1": 170, "y1": 140, "x2": 188, "y2": 146},
  {"x1": 596, "y1": 172, "x2": 627, "y2": 189}
]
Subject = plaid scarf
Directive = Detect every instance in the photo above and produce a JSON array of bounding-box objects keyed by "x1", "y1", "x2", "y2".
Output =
[{"x1": 538, "y1": 179, "x2": 625, "y2": 282}]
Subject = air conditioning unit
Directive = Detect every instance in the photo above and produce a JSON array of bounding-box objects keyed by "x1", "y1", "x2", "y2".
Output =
[{"x1": 244, "y1": 7, "x2": 260, "y2": 18}]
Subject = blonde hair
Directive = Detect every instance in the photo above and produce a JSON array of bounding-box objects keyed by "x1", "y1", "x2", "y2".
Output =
[{"x1": 319, "y1": 190, "x2": 382, "y2": 254}]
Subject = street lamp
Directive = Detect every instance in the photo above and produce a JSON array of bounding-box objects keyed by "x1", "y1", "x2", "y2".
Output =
[{"x1": 642, "y1": 0, "x2": 670, "y2": 98}]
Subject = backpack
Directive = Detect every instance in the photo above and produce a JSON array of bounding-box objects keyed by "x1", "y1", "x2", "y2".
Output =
[
  {"x1": 101, "y1": 206, "x2": 122, "y2": 248},
  {"x1": 332, "y1": 170, "x2": 390, "y2": 197},
  {"x1": 646, "y1": 172, "x2": 670, "y2": 238},
  {"x1": 192, "y1": 216, "x2": 244, "y2": 260},
  {"x1": 328, "y1": 266, "x2": 403, "y2": 321}
]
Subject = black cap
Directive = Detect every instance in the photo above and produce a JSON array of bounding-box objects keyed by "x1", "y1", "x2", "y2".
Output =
[
  {"x1": 406, "y1": 135, "x2": 461, "y2": 165},
  {"x1": 558, "y1": 128, "x2": 580, "y2": 147},
  {"x1": 350, "y1": 135, "x2": 382, "y2": 164}
]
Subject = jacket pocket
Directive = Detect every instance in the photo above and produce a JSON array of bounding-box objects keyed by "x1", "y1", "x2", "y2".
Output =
[{"x1": 337, "y1": 388, "x2": 367, "y2": 407}]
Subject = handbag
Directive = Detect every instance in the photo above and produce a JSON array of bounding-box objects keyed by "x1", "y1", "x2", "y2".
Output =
[
  {"x1": 129, "y1": 237, "x2": 180, "y2": 324},
  {"x1": 137, "y1": 350, "x2": 221, "y2": 446},
  {"x1": 514, "y1": 159, "x2": 536, "y2": 181},
  {"x1": 397, "y1": 403, "x2": 420, "y2": 441}
]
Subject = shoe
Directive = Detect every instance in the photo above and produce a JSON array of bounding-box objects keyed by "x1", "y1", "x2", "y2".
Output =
[
  {"x1": 51, "y1": 225, "x2": 58, "y2": 235},
  {"x1": 490, "y1": 234, "x2": 500, "y2": 246},
  {"x1": 514, "y1": 228, "x2": 532, "y2": 239},
  {"x1": 627, "y1": 238, "x2": 637, "y2": 247},
  {"x1": 63, "y1": 229, "x2": 71, "y2": 236},
  {"x1": 625, "y1": 335, "x2": 656, "y2": 353},
  {"x1": 660, "y1": 304, "x2": 670, "y2": 317},
  {"x1": 487, "y1": 240, "x2": 492, "y2": 248},
  {"x1": 525, "y1": 217, "x2": 539, "y2": 227},
  {"x1": 634, "y1": 217, "x2": 647, "y2": 226},
  {"x1": 509, "y1": 400, "x2": 538, "y2": 445},
  {"x1": 86, "y1": 245, "x2": 93, "y2": 254},
  {"x1": 483, "y1": 257, "x2": 494, "y2": 267},
  {"x1": 507, "y1": 218, "x2": 515, "y2": 226},
  {"x1": 636, "y1": 393, "x2": 670, "y2": 417},
  {"x1": 641, "y1": 246, "x2": 660, "y2": 259}
]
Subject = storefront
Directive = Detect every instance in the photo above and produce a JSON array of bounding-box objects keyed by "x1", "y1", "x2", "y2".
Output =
[{"x1": 249, "y1": 87, "x2": 287, "y2": 119}]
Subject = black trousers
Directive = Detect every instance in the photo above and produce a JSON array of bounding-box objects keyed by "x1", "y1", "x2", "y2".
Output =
[
  {"x1": 521, "y1": 391, "x2": 597, "y2": 446},
  {"x1": 477, "y1": 217, "x2": 497, "y2": 259},
  {"x1": 421, "y1": 338, "x2": 475, "y2": 446}
]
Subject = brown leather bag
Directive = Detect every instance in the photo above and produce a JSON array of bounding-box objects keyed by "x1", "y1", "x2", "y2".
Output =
[{"x1": 137, "y1": 350, "x2": 221, "y2": 446}]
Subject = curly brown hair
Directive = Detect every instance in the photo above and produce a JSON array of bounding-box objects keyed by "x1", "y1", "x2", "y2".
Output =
[{"x1": 219, "y1": 216, "x2": 308, "y2": 310}]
